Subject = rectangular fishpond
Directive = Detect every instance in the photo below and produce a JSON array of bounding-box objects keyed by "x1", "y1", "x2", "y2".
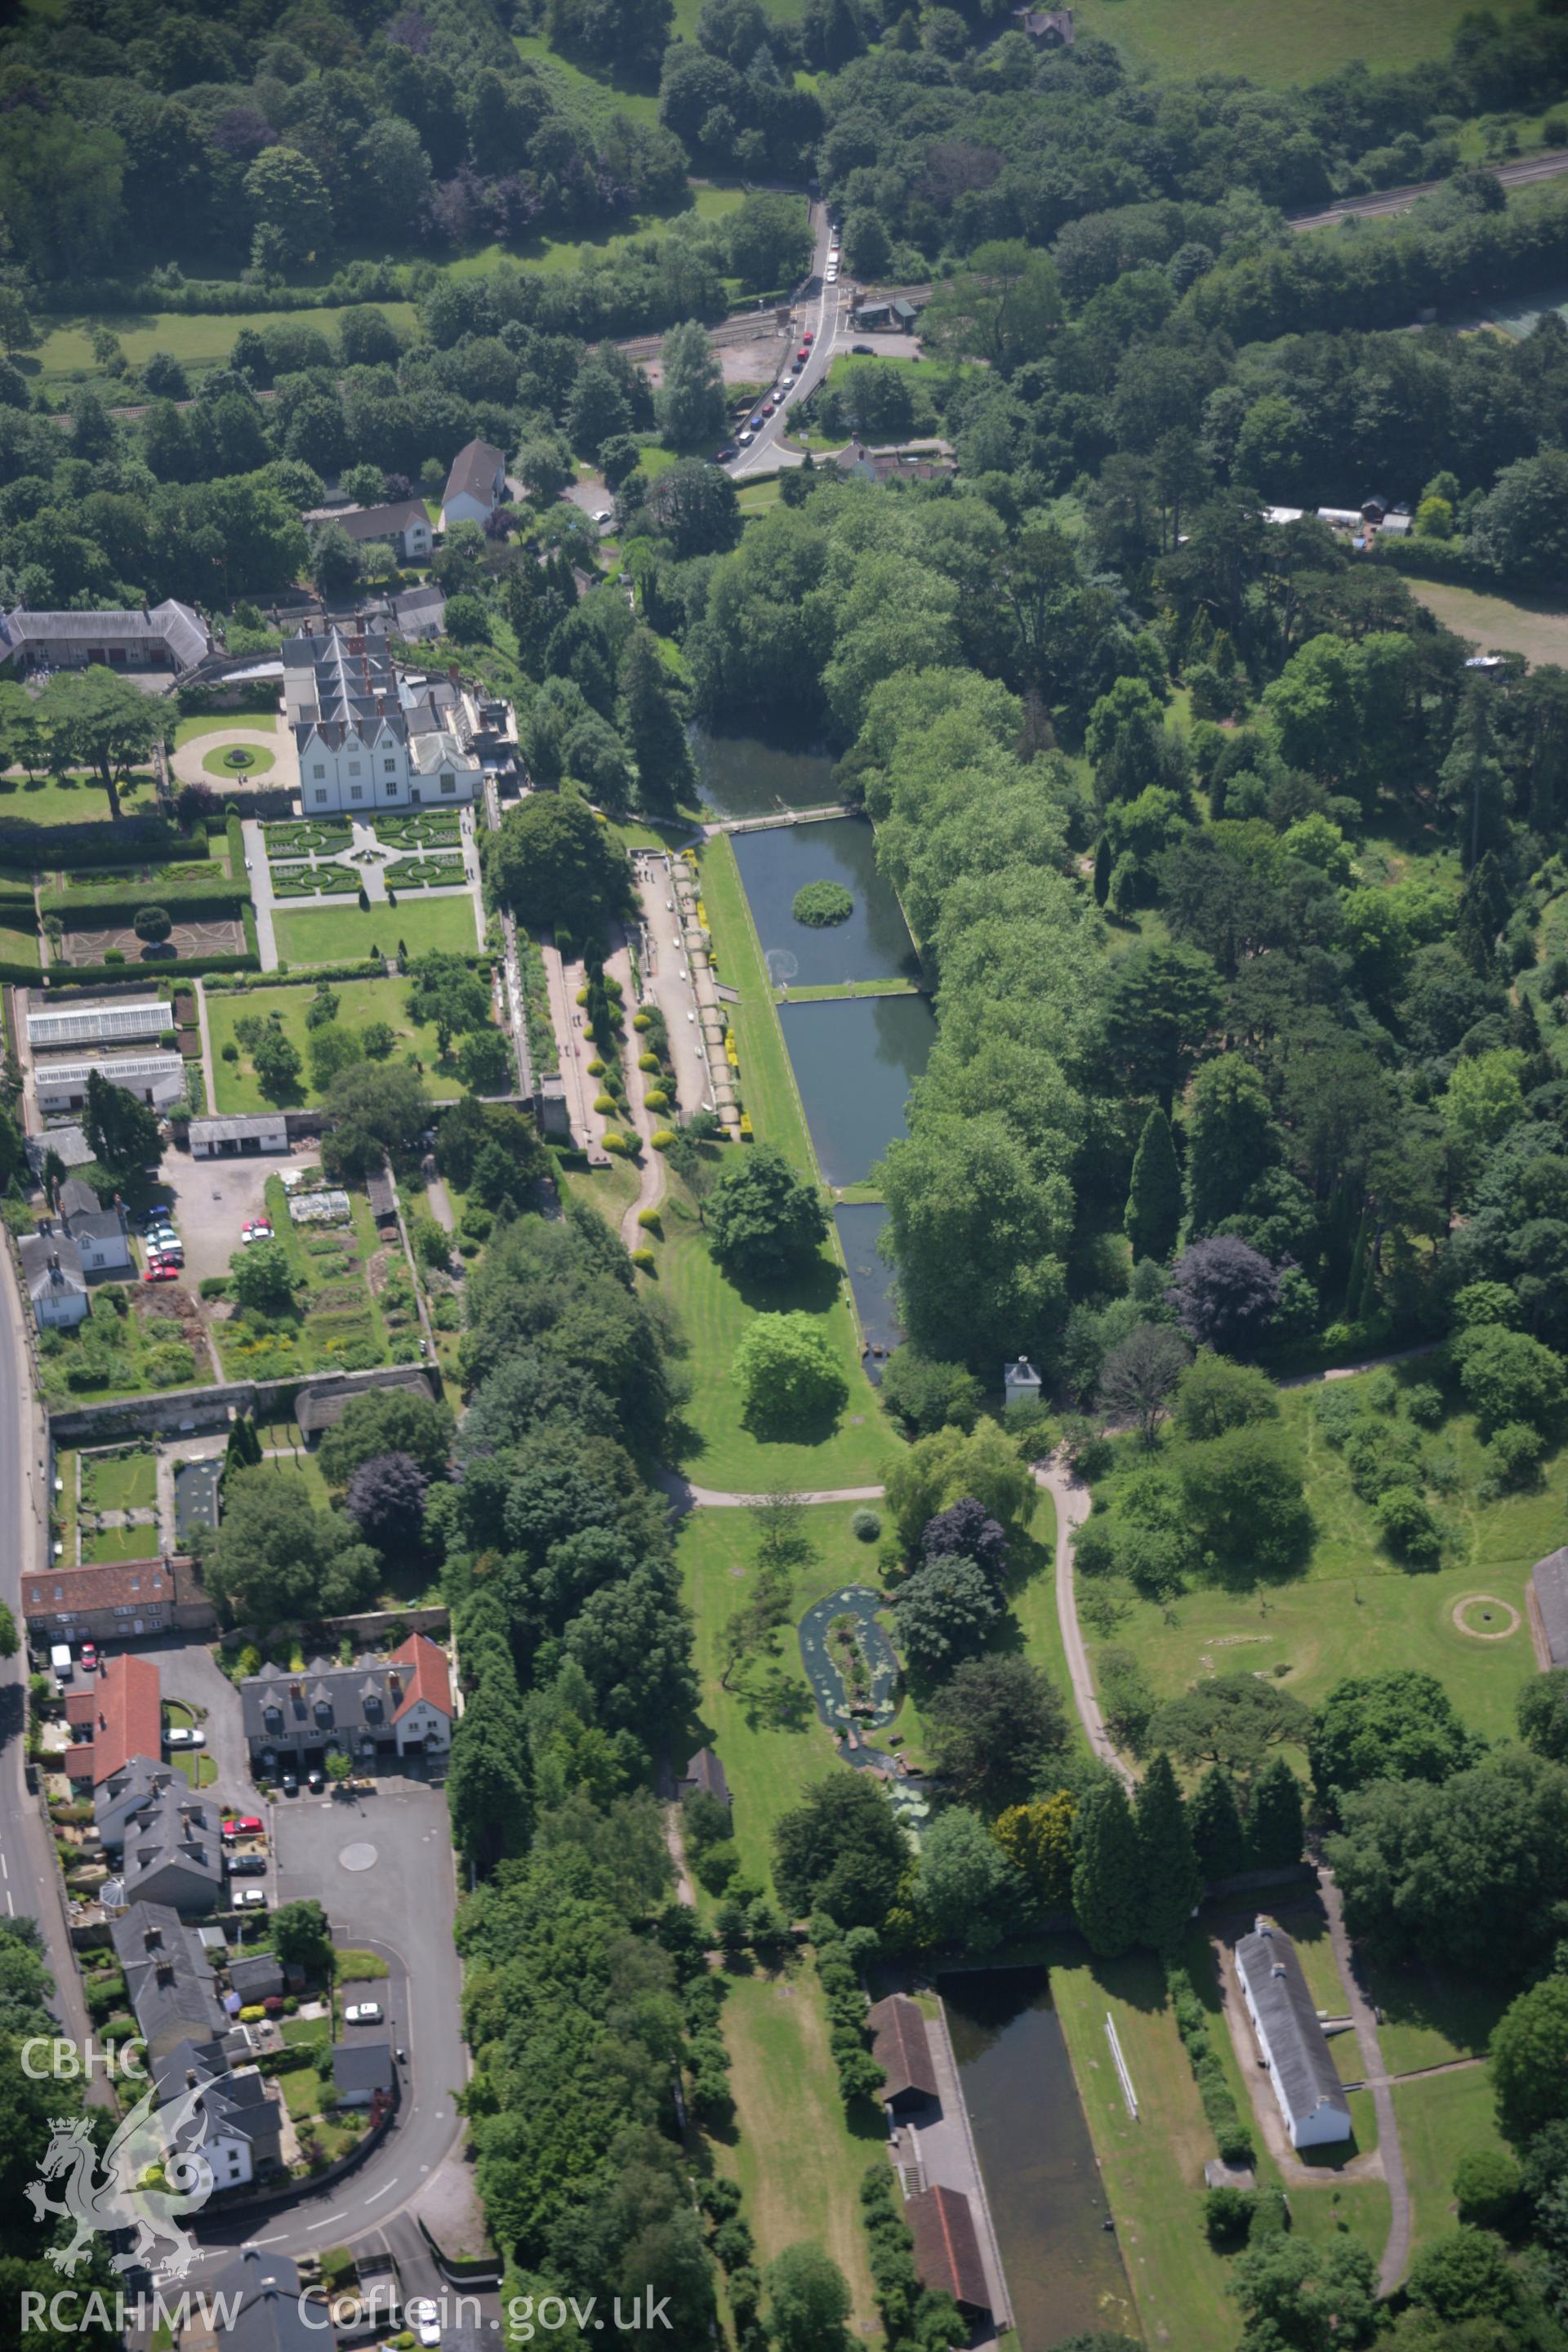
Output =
[
  {"x1": 732, "y1": 815, "x2": 921, "y2": 987},
  {"x1": 777, "y1": 994, "x2": 935, "y2": 1188},
  {"x1": 834, "y1": 1201, "x2": 902, "y2": 1381},
  {"x1": 941, "y1": 1969, "x2": 1138, "y2": 2351}
]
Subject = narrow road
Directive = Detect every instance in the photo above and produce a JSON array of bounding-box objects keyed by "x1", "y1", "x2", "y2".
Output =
[
  {"x1": 1035, "y1": 1454, "x2": 1135, "y2": 1788},
  {"x1": 1320, "y1": 1868, "x2": 1411, "y2": 2296},
  {"x1": 729, "y1": 201, "x2": 844, "y2": 480},
  {"x1": 1289, "y1": 145, "x2": 1568, "y2": 232}
]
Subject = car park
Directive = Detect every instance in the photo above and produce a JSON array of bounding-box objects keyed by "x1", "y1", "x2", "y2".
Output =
[
  {"x1": 165, "y1": 1726, "x2": 205, "y2": 1749},
  {"x1": 408, "y1": 2301, "x2": 441, "y2": 2349},
  {"x1": 226, "y1": 1854, "x2": 267, "y2": 1877},
  {"x1": 223, "y1": 1815, "x2": 264, "y2": 1842},
  {"x1": 232, "y1": 1888, "x2": 267, "y2": 1911},
  {"x1": 344, "y1": 2002, "x2": 384, "y2": 2026}
]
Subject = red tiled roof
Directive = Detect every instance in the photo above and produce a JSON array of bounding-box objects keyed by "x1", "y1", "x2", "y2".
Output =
[
  {"x1": 24, "y1": 1558, "x2": 183, "y2": 1618},
  {"x1": 387, "y1": 1633, "x2": 451, "y2": 1724},
  {"x1": 906, "y1": 2185, "x2": 990, "y2": 2314},
  {"x1": 866, "y1": 1994, "x2": 939, "y2": 2102},
  {"x1": 64, "y1": 1655, "x2": 162, "y2": 1784}
]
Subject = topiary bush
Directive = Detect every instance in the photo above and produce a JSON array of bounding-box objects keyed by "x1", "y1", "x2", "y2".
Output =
[
  {"x1": 134, "y1": 905, "x2": 172, "y2": 943},
  {"x1": 650, "y1": 1129, "x2": 675, "y2": 1150},
  {"x1": 594, "y1": 1093, "x2": 617, "y2": 1114},
  {"x1": 852, "y1": 1507, "x2": 881, "y2": 1542},
  {"x1": 639, "y1": 1051, "x2": 661, "y2": 1071},
  {"x1": 637, "y1": 1207, "x2": 661, "y2": 1229},
  {"x1": 602, "y1": 1132, "x2": 630, "y2": 1156},
  {"x1": 630, "y1": 1246, "x2": 656, "y2": 1268},
  {"x1": 633, "y1": 1010, "x2": 651, "y2": 1030},
  {"x1": 644, "y1": 1088, "x2": 670, "y2": 1111}
]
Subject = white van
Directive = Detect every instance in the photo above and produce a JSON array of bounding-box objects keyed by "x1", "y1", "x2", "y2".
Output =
[{"x1": 50, "y1": 1643, "x2": 73, "y2": 1684}]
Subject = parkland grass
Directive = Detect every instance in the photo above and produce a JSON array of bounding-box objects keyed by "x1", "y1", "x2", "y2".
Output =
[
  {"x1": 1068, "y1": 0, "x2": 1535, "y2": 84},
  {"x1": 1392, "y1": 2065, "x2": 1506, "y2": 2260},
  {"x1": 0, "y1": 773, "x2": 158, "y2": 826},
  {"x1": 1406, "y1": 578, "x2": 1568, "y2": 670},
  {"x1": 32, "y1": 304, "x2": 420, "y2": 390},
  {"x1": 207, "y1": 977, "x2": 464, "y2": 1112},
  {"x1": 270, "y1": 891, "x2": 479, "y2": 967},
  {"x1": 706, "y1": 1958, "x2": 880, "y2": 2334}
]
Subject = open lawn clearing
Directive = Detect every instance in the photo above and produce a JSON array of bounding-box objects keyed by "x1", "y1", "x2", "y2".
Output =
[
  {"x1": 82, "y1": 1520, "x2": 158, "y2": 1565},
  {"x1": 207, "y1": 977, "x2": 464, "y2": 1112},
  {"x1": 1356, "y1": 1958, "x2": 1510, "y2": 2079},
  {"x1": 1393, "y1": 2065, "x2": 1505, "y2": 2260},
  {"x1": 32, "y1": 303, "x2": 420, "y2": 390},
  {"x1": 1089, "y1": 1373, "x2": 1544, "y2": 1761},
  {"x1": 1406, "y1": 578, "x2": 1568, "y2": 668},
  {"x1": 167, "y1": 1750, "x2": 217, "y2": 1788},
  {"x1": 1043, "y1": 1938, "x2": 1228, "y2": 2348},
  {"x1": 0, "y1": 774, "x2": 158, "y2": 826},
  {"x1": 271, "y1": 893, "x2": 479, "y2": 966},
  {"x1": 706, "y1": 1958, "x2": 880, "y2": 2335},
  {"x1": 1066, "y1": 0, "x2": 1534, "y2": 82},
  {"x1": 679, "y1": 1500, "x2": 914, "y2": 1896},
  {"x1": 174, "y1": 715, "x2": 280, "y2": 749},
  {"x1": 80, "y1": 1450, "x2": 157, "y2": 1513},
  {"x1": 251, "y1": 1450, "x2": 333, "y2": 1512},
  {"x1": 0, "y1": 922, "x2": 40, "y2": 971},
  {"x1": 660, "y1": 1182, "x2": 898, "y2": 1491},
  {"x1": 559, "y1": 1154, "x2": 641, "y2": 1231}
]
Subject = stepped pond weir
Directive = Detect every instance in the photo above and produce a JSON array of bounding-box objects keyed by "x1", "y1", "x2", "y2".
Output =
[{"x1": 941, "y1": 1969, "x2": 1138, "y2": 2351}]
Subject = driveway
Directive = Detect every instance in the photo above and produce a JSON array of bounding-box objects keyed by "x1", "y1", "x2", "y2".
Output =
[
  {"x1": 135, "y1": 1630, "x2": 256, "y2": 1811},
  {"x1": 158, "y1": 1138, "x2": 317, "y2": 1287}
]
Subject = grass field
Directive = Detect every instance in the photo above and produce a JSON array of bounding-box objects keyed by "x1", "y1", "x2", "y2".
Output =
[
  {"x1": 1406, "y1": 578, "x2": 1568, "y2": 669},
  {"x1": 82, "y1": 1520, "x2": 159, "y2": 1564},
  {"x1": 80, "y1": 1449, "x2": 157, "y2": 1513},
  {"x1": 679, "y1": 1501, "x2": 910, "y2": 1893},
  {"x1": 31, "y1": 303, "x2": 421, "y2": 390},
  {"x1": 0, "y1": 920, "x2": 40, "y2": 971},
  {"x1": 173, "y1": 715, "x2": 280, "y2": 748},
  {"x1": 1087, "y1": 1370, "x2": 1545, "y2": 1774},
  {"x1": 0, "y1": 774, "x2": 158, "y2": 825},
  {"x1": 706, "y1": 1959, "x2": 880, "y2": 2333},
  {"x1": 1067, "y1": 0, "x2": 1535, "y2": 82},
  {"x1": 271, "y1": 892, "x2": 479, "y2": 967},
  {"x1": 1392, "y1": 2065, "x2": 1504, "y2": 2259},
  {"x1": 207, "y1": 978, "x2": 465, "y2": 1111}
]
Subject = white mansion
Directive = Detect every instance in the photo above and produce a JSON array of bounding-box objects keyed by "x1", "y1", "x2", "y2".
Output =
[{"x1": 283, "y1": 624, "x2": 483, "y2": 814}]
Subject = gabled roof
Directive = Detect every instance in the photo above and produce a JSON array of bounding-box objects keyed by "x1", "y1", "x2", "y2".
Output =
[
  {"x1": 332, "y1": 2039, "x2": 395, "y2": 2098},
  {"x1": 1533, "y1": 1548, "x2": 1568, "y2": 1667},
  {"x1": 1236, "y1": 1918, "x2": 1352, "y2": 2136},
  {"x1": 0, "y1": 599, "x2": 210, "y2": 671},
  {"x1": 193, "y1": 2247, "x2": 327, "y2": 2352},
  {"x1": 443, "y1": 439, "x2": 505, "y2": 509},
  {"x1": 305, "y1": 500, "x2": 430, "y2": 545},
  {"x1": 18, "y1": 1231, "x2": 87, "y2": 1303},
  {"x1": 24, "y1": 1556, "x2": 188, "y2": 1624},
  {"x1": 387, "y1": 1632, "x2": 451, "y2": 1722},
  {"x1": 111, "y1": 1903, "x2": 227, "y2": 2065},
  {"x1": 866, "y1": 1994, "x2": 938, "y2": 2104},
  {"x1": 64, "y1": 1652, "x2": 162, "y2": 1784},
  {"x1": 906, "y1": 2185, "x2": 990, "y2": 2313}
]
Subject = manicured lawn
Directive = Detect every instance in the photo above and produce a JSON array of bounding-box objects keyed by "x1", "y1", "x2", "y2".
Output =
[
  {"x1": 174, "y1": 715, "x2": 281, "y2": 748},
  {"x1": 0, "y1": 920, "x2": 40, "y2": 970},
  {"x1": 272, "y1": 893, "x2": 479, "y2": 966},
  {"x1": 679, "y1": 1500, "x2": 916, "y2": 1896},
  {"x1": 559, "y1": 1156, "x2": 641, "y2": 1229},
  {"x1": 82, "y1": 1519, "x2": 159, "y2": 1565},
  {"x1": 0, "y1": 774, "x2": 158, "y2": 825},
  {"x1": 1393, "y1": 2065, "x2": 1505, "y2": 2260},
  {"x1": 203, "y1": 743, "x2": 276, "y2": 779},
  {"x1": 207, "y1": 977, "x2": 465, "y2": 1111},
  {"x1": 81, "y1": 1449, "x2": 158, "y2": 1512},
  {"x1": 700, "y1": 834, "x2": 817, "y2": 1160},
  {"x1": 707, "y1": 1958, "x2": 880, "y2": 2334},
  {"x1": 33, "y1": 302, "x2": 420, "y2": 388},
  {"x1": 1088, "y1": 1371, "x2": 1545, "y2": 1776},
  {"x1": 1067, "y1": 0, "x2": 1533, "y2": 82}
]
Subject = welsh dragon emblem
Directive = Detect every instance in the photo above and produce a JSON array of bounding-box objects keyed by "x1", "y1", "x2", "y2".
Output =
[{"x1": 24, "y1": 2074, "x2": 216, "y2": 2281}]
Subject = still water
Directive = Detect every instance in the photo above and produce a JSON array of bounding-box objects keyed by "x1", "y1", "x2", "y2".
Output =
[
  {"x1": 942, "y1": 1970, "x2": 1138, "y2": 2352},
  {"x1": 733, "y1": 816, "x2": 922, "y2": 987},
  {"x1": 689, "y1": 723, "x2": 838, "y2": 818},
  {"x1": 833, "y1": 1201, "x2": 902, "y2": 1380},
  {"x1": 777, "y1": 994, "x2": 935, "y2": 1187}
]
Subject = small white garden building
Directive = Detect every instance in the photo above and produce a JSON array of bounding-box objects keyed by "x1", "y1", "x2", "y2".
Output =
[
  {"x1": 1003, "y1": 1357, "x2": 1042, "y2": 1410},
  {"x1": 1235, "y1": 1917, "x2": 1352, "y2": 2149}
]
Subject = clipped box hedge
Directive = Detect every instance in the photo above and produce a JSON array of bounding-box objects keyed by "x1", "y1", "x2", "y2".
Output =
[{"x1": 45, "y1": 879, "x2": 251, "y2": 925}]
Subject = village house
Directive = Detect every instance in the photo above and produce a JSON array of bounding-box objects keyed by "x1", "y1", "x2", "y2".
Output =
[
  {"x1": 240, "y1": 1633, "x2": 452, "y2": 1773},
  {"x1": 110, "y1": 1901, "x2": 228, "y2": 2065},
  {"x1": 1234, "y1": 1917, "x2": 1352, "y2": 2149},
  {"x1": 302, "y1": 499, "x2": 434, "y2": 564},
  {"x1": 331, "y1": 2040, "x2": 397, "y2": 2109},
  {"x1": 178, "y1": 2248, "x2": 334, "y2": 2352},
  {"x1": 105, "y1": 1775, "x2": 225, "y2": 1916},
  {"x1": 23, "y1": 1555, "x2": 212, "y2": 1647},
  {"x1": 64, "y1": 1652, "x2": 163, "y2": 1786},
  {"x1": 1531, "y1": 1546, "x2": 1568, "y2": 1667},
  {"x1": 18, "y1": 1232, "x2": 89, "y2": 1328},
  {"x1": 51, "y1": 1175, "x2": 131, "y2": 1274},
  {"x1": 283, "y1": 624, "x2": 483, "y2": 815},
  {"x1": 439, "y1": 437, "x2": 506, "y2": 531},
  {"x1": 153, "y1": 2040, "x2": 283, "y2": 2188}
]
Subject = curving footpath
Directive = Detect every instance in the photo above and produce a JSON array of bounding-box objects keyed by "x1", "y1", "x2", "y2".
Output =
[
  {"x1": 1033, "y1": 1454, "x2": 1136, "y2": 1787},
  {"x1": 1321, "y1": 1870, "x2": 1410, "y2": 2295}
]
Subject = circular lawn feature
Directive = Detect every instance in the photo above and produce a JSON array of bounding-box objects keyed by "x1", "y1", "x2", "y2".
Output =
[
  {"x1": 202, "y1": 742, "x2": 277, "y2": 780},
  {"x1": 1451, "y1": 1592, "x2": 1521, "y2": 1641},
  {"x1": 792, "y1": 880, "x2": 854, "y2": 928}
]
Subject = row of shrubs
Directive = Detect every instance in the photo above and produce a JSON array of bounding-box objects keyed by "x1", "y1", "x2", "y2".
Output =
[
  {"x1": 817, "y1": 1916, "x2": 888, "y2": 2105},
  {"x1": 1169, "y1": 1965, "x2": 1256, "y2": 2167}
]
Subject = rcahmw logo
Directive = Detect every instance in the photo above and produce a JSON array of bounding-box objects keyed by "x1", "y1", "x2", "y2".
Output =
[
  {"x1": 20, "y1": 2038, "x2": 215, "y2": 2283},
  {"x1": 20, "y1": 2292, "x2": 244, "y2": 2341}
]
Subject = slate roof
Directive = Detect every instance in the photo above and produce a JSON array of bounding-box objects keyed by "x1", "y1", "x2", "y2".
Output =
[
  {"x1": 229, "y1": 1953, "x2": 284, "y2": 2002},
  {"x1": 1532, "y1": 1548, "x2": 1568, "y2": 1667},
  {"x1": 154, "y1": 2042, "x2": 283, "y2": 2159},
  {"x1": 111, "y1": 1903, "x2": 228, "y2": 2065},
  {"x1": 366, "y1": 1167, "x2": 397, "y2": 1220},
  {"x1": 906, "y1": 2185, "x2": 991, "y2": 2313},
  {"x1": 18, "y1": 1231, "x2": 87, "y2": 1306},
  {"x1": 188, "y1": 2248, "x2": 328, "y2": 2352},
  {"x1": 241, "y1": 1633, "x2": 451, "y2": 1749},
  {"x1": 866, "y1": 1994, "x2": 939, "y2": 2105},
  {"x1": 305, "y1": 500, "x2": 430, "y2": 546},
  {"x1": 391, "y1": 586, "x2": 447, "y2": 639},
  {"x1": 188, "y1": 1112, "x2": 288, "y2": 1146},
  {"x1": 332, "y1": 2039, "x2": 395, "y2": 2100},
  {"x1": 122, "y1": 1784, "x2": 224, "y2": 1910},
  {"x1": 1235, "y1": 1919, "x2": 1352, "y2": 2139},
  {"x1": 96, "y1": 1753, "x2": 181, "y2": 1847},
  {"x1": 56, "y1": 1179, "x2": 127, "y2": 1250},
  {"x1": 0, "y1": 599, "x2": 211, "y2": 672},
  {"x1": 680, "y1": 1747, "x2": 731, "y2": 1806},
  {"x1": 295, "y1": 1369, "x2": 433, "y2": 1436},
  {"x1": 443, "y1": 438, "x2": 505, "y2": 510}
]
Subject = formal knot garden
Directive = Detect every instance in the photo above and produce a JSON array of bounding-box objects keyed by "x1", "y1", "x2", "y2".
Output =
[{"x1": 265, "y1": 815, "x2": 466, "y2": 899}]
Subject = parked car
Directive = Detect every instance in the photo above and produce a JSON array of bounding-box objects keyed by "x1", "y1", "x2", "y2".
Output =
[
  {"x1": 240, "y1": 1220, "x2": 272, "y2": 1244},
  {"x1": 344, "y1": 2002, "x2": 384, "y2": 2026},
  {"x1": 223, "y1": 1815, "x2": 265, "y2": 1842},
  {"x1": 803, "y1": 327, "x2": 814, "y2": 342},
  {"x1": 853, "y1": 343, "x2": 874, "y2": 355},
  {"x1": 306, "y1": 1766, "x2": 323, "y2": 1793},
  {"x1": 748, "y1": 413, "x2": 764, "y2": 430},
  {"x1": 281, "y1": 1772, "x2": 299, "y2": 1796},
  {"x1": 79, "y1": 1642, "x2": 97, "y2": 1672},
  {"x1": 145, "y1": 1227, "x2": 180, "y2": 1250},
  {"x1": 760, "y1": 400, "x2": 775, "y2": 417},
  {"x1": 591, "y1": 508, "x2": 612, "y2": 526},
  {"x1": 148, "y1": 1246, "x2": 184, "y2": 1265},
  {"x1": 408, "y1": 2301, "x2": 441, "y2": 2349},
  {"x1": 226, "y1": 1854, "x2": 267, "y2": 1877},
  {"x1": 164, "y1": 1726, "x2": 205, "y2": 1749},
  {"x1": 715, "y1": 445, "x2": 737, "y2": 462},
  {"x1": 737, "y1": 429, "x2": 754, "y2": 445},
  {"x1": 232, "y1": 1888, "x2": 267, "y2": 1911},
  {"x1": 143, "y1": 1265, "x2": 179, "y2": 1284},
  {"x1": 826, "y1": 265, "x2": 839, "y2": 283}
]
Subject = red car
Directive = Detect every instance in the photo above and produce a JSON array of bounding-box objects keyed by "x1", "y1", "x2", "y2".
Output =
[
  {"x1": 143, "y1": 1263, "x2": 179, "y2": 1283},
  {"x1": 803, "y1": 327, "x2": 814, "y2": 343},
  {"x1": 223, "y1": 1815, "x2": 265, "y2": 1842},
  {"x1": 79, "y1": 1642, "x2": 98, "y2": 1672}
]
